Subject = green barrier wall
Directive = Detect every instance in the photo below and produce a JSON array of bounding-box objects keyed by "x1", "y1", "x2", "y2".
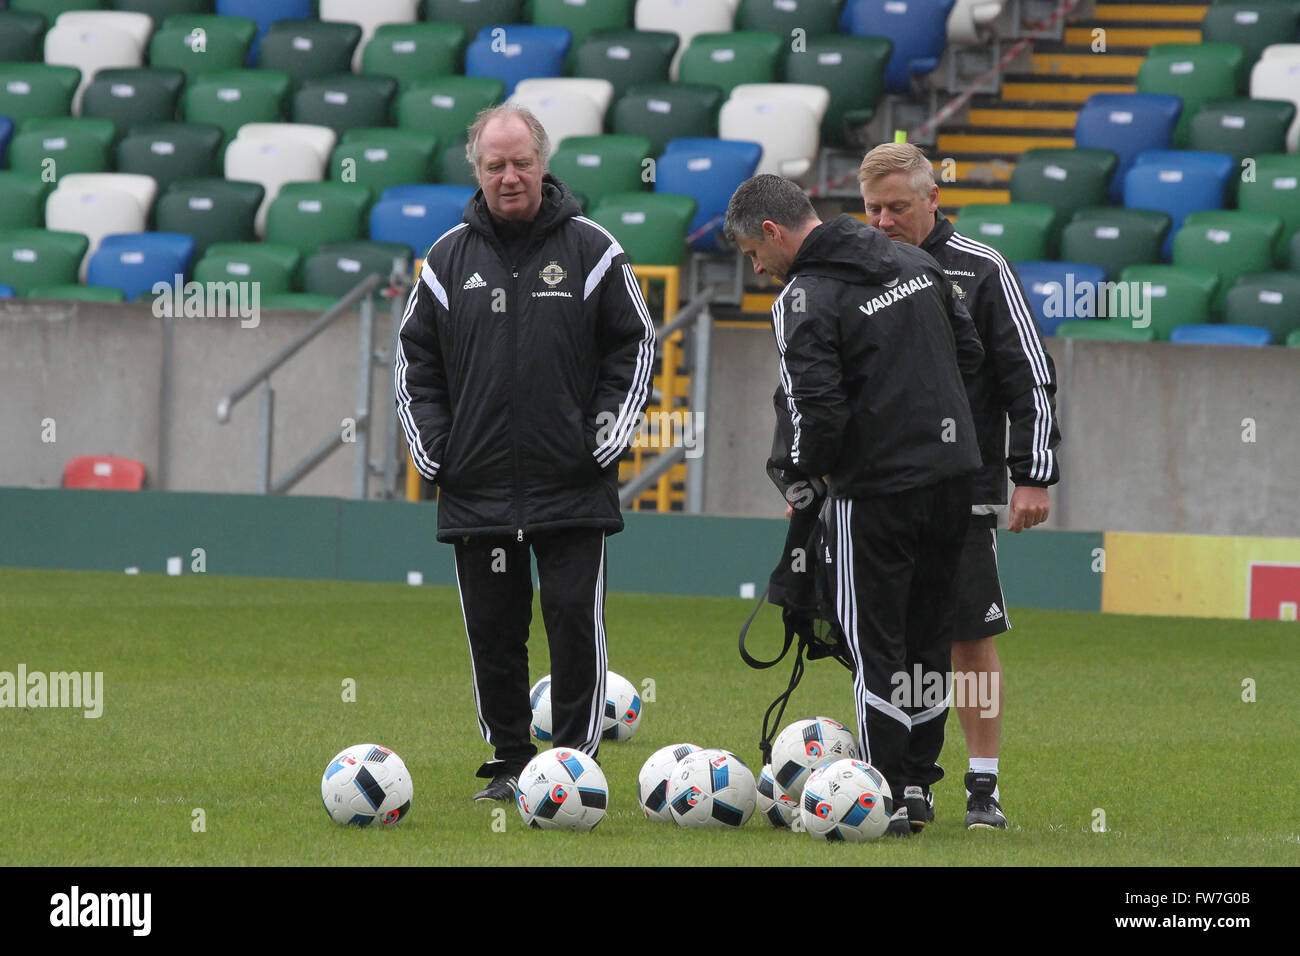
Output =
[{"x1": 0, "y1": 489, "x2": 1103, "y2": 611}]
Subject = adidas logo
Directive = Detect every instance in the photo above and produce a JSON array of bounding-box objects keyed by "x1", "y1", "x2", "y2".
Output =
[
  {"x1": 462, "y1": 272, "x2": 487, "y2": 290},
  {"x1": 984, "y1": 603, "x2": 1004, "y2": 623}
]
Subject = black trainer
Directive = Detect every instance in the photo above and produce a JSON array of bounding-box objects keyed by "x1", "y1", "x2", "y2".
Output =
[
  {"x1": 902, "y1": 785, "x2": 935, "y2": 833},
  {"x1": 472, "y1": 773, "x2": 518, "y2": 803},
  {"x1": 964, "y1": 772, "x2": 1007, "y2": 829},
  {"x1": 884, "y1": 803, "x2": 911, "y2": 837}
]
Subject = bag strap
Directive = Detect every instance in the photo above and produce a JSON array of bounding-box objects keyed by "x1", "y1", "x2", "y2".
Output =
[{"x1": 737, "y1": 584, "x2": 793, "y2": 670}]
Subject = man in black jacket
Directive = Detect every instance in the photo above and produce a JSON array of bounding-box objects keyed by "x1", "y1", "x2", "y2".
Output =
[
  {"x1": 396, "y1": 105, "x2": 656, "y2": 801},
  {"x1": 725, "y1": 174, "x2": 984, "y2": 836},
  {"x1": 859, "y1": 142, "x2": 1061, "y2": 829}
]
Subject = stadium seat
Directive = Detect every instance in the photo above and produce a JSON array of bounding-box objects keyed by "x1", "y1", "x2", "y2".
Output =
[
  {"x1": 1074, "y1": 93, "x2": 1183, "y2": 203},
  {"x1": 1125, "y1": 150, "x2": 1236, "y2": 259},
  {"x1": 1292, "y1": 230, "x2": 1300, "y2": 271},
  {"x1": 573, "y1": 30, "x2": 678, "y2": 105},
  {"x1": 62, "y1": 456, "x2": 147, "y2": 491},
  {"x1": 738, "y1": 0, "x2": 840, "y2": 35},
  {"x1": 533, "y1": 0, "x2": 634, "y2": 72},
  {"x1": 53, "y1": 171, "x2": 157, "y2": 219},
  {"x1": 0, "y1": 285, "x2": 13, "y2": 298},
  {"x1": 214, "y1": 0, "x2": 313, "y2": 63},
  {"x1": 587, "y1": 192, "x2": 697, "y2": 265},
  {"x1": 634, "y1": 0, "x2": 736, "y2": 79},
  {"x1": 0, "y1": 9, "x2": 51, "y2": 63},
  {"x1": 782, "y1": 33, "x2": 892, "y2": 148},
  {"x1": 1054, "y1": 320, "x2": 1157, "y2": 342},
  {"x1": 264, "y1": 182, "x2": 373, "y2": 260},
  {"x1": 1118, "y1": 264, "x2": 1219, "y2": 340},
  {"x1": 369, "y1": 186, "x2": 473, "y2": 259},
  {"x1": 148, "y1": 16, "x2": 256, "y2": 81},
  {"x1": 0, "y1": 228, "x2": 89, "y2": 295},
  {"x1": 381, "y1": 183, "x2": 476, "y2": 206},
  {"x1": 163, "y1": 11, "x2": 257, "y2": 48},
  {"x1": 55, "y1": 9, "x2": 153, "y2": 50},
  {"x1": 1012, "y1": 261, "x2": 1108, "y2": 336},
  {"x1": 330, "y1": 128, "x2": 437, "y2": 196},
  {"x1": 1250, "y1": 49, "x2": 1300, "y2": 152},
  {"x1": 677, "y1": 31, "x2": 783, "y2": 99},
  {"x1": 361, "y1": 22, "x2": 467, "y2": 90},
  {"x1": 1289, "y1": 327, "x2": 1300, "y2": 346},
  {"x1": 420, "y1": 0, "x2": 525, "y2": 37},
  {"x1": 508, "y1": 79, "x2": 614, "y2": 155},
  {"x1": 611, "y1": 82, "x2": 724, "y2": 156},
  {"x1": 45, "y1": 173, "x2": 157, "y2": 277},
  {"x1": 224, "y1": 131, "x2": 330, "y2": 236},
  {"x1": 194, "y1": 241, "x2": 300, "y2": 296},
  {"x1": 182, "y1": 70, "x2": 292, "y2": 145},
  {"x1": 257, "y1": 19, "x2": 364, "y2": 92},
  {"x1": 1225, "y1": 271, "x2": 1300, "y2": 342},
  {"x1": 953, "y1": 203, "x2": 1057, "y2": 263},
  {"x1": 115, "y1": 122, "x2": 225, "y2": 197},
  {"x1": 843, "y1": 0, "x2": 957, "y2": 94},
  {"x1": 1172, "y1": 209, "x2": 1285, "y2": 313},
  {"x1": 154, "y1": 178, "x2": 263, "y2": 257},
  {"x1": 319, "y1": 0, "x2": 420, "y2": 71},
  {"x1": 437, "y1": 135, "x2": 478, "y2": 186},
  {"x1": 9, "y1": 1, "x2": 92, "y2": 22},
  {"x1": 1189, "y1": 98, "x2": 1296, "y2": 166},
  {"x1": 110, "y1": 2, "x2": 215, "y2": 27},
  {"x1": 396, "y1": 76, "x2": 507, "y2": 157},
  {"x1": 8, "y1": 118, "x2": 116, "y2": 179},
  {"x1": 292, "y1": 75, "x2": 400, "y2": 137},
  {"x1": 42, "y1": 15, "x2": 146, "y2": 112},
  {"x1": 27, "y1": 283, "x2": 127, "y2": 302},
  {"x1": 0, "y1": 63, "x2": 82, "y2": 124},
  {"x1": 1169, "y1": 323, "x2": 1273, "y2": 346},
  {"x1": 1137, "y1": 43, "x2": 1246, "y2": 146},
  {"x1": 301, "y1": 240, "x2": 411, "y2": 299},
  {"x1": 548, "y1": 135, "x2": 653, "y2": 210},
  {"x1": 0, "y1": 118, "x2": 12, "y2": 169},
  {"x1": 86, "y1": 231, "x2": 197, "y2": 300},
  {"x1": 655, "y1": 137, "x2": 761, "y2": 251},
  {"x1": 1010, "y1": 149, "x2": 1119, "y2": 245},
  {"x1": 82, "y1": 69, "x2": 187, "y2": 141},
  {"x1": 465, "y1": 25, "x2": 572, "y2": 98},
  {"x1": 1201, "y1": 2, "x2": 1300, "y2": 70},
  {"x1": 0, "y1": 173, "x2": 55, "y2": 230},
  {"x1": 718, "y1": 89, "x2": 821, "y2": 179},
  {"x1": 1236, "y1": 154, "x2": 1300, "y2": 262},
  {"x1": 1060, "y1": 207, "x2": 1172, "y2": 281}
]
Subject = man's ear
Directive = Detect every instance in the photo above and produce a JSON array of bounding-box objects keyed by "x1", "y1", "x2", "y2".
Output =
[{"x1": 763, "y1": 219, "x2": 781, "y2": 243}]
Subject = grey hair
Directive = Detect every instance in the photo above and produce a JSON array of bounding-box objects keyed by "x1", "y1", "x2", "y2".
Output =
[
  {"x1": 724, "y1": 174, "x2": 817, "y2": 242},
  {"x1": 465, "y1": 104, "x2": 551, "y2": 172}
]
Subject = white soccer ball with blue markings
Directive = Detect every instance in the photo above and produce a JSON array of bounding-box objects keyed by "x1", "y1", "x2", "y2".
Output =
[
  {"x1": 529, "y1": 676, "x2": 554, "y2": 741},
  {"x1": 638, "y1": 742, "x2": 702, "y2": 821},
  {"x1": 756, "y1": 763, "x2": 800, "y2": 829},
  {"x1": 799, "y1": 759, "x2": 893, "y2": 842},
  {"x1": 530, "y1": 670, "x2": 643, "y2": 743},
  {"x1": 769, "y1": 716, "x2": 860, "y2": 802},
  {"x1": 666, "y1": 748, "x2": 757, "y2": 829},
  {"x1": 320, "y1": 744, "x2": 413, "y2": 827},
  {"x1": 516, "y1": 747, "x2": 609, "y2": 831}
]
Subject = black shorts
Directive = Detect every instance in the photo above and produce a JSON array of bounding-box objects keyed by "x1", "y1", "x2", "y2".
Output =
[{"x1": 953, "y1": 514, "x2": 1011, "y2": 642}]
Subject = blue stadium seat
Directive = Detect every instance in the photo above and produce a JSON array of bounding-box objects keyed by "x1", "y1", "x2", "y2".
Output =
[
  {"x1": 0, "y1": 117, "x2": 12, "y2": 170},
  {"x1": 842, "y1": 0, "x2": 956, "y2": 94},
  {"x1": 464, "y1": 25, "x2": 572, "y2": 97},
  {"x1": 1169, "y1": 324, "x2": 1273, "y2": 346},
  {"x1": 86, "y1": 232, "x2": 197, "y2": 302},
  {"x1": 1012, "y1": 261, "x2": 1108, "y2": 337},
  {"x1": 1075, "y1": 93, "x2": 1183, "y2": 203},
  {"x1": 1124, "y1": 150, "x2": 1234, "y2": 260},
  {"x1": 655, "y1": 137, "x2": 762, "y2": 251},
  {"x1": 381, "y1": 184, "x2": 476, "y2": 207},
  {"x1": 0, "y1": 284, "x2": 14, "y2": 298},
  {"x1": 369, "y1": 187, "x2": 474, "y2": 259},
  {"x1": 216, "y1": 0, "x2": 314, "y2": 63}
]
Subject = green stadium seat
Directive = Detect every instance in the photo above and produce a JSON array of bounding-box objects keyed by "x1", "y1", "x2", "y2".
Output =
[
  {"x1": 0, "y1": 228, "x2": 90, "y2": 295},
  {"x1": 547, "y1": 135, "x2": 652, "y2": 210},
  {"x1": 1054, "y1": 320, "x2": 1158, "y2": 342},
  {"x1": 9, "y1": 1, "x2": 103, "y2": 20},
  {"x1": 1225, "y1": 270, "x2": 1300, "y2": 342},
  {"x1": 148, "y1": 16, "x2": 256, "y2": 81},
  {"x1": 738, "y1": 0, "x2": 841, "y2": 36},
  {"x1": 587, "y1": 192, "x2": 696, "y2": 265},
  {"x1": 1136, "y1": 43, "x2": 1246, "y2": 146},
  {"x1": 1009, "y1": 148, "x2": 1119, "y2": 246},
  {"x1": 782, "y1": 33, "x2": 892, "y2": 148},
  {"x1": 82, "y1": 69, "x2": 187, "y2": 143},
  {"x1": 1293, "y1": 230, "x2": 1300, "y2": 271},
  {"x1": 292, "y1": 74, "x2": 399, "y2": 137},
  {"x1": 420, "y1": 0, "x2": 524, "y2": 37},
  {"x1": 301, "y1": 240, "x2": 412, "y2": 299},
  {"x1": 953, "y1": 203, "x2": 1057, "y2": 263},
  {"x1": 1236, "y1": 154, "x2": 1300, "y2": 263},
  {"x1": 396, "y1": 76, "x2": 506, "y2": 172},
  {"x1": 0, "y1": 174, "x2": 55, "y2": 230},
  {"x1": 257, "y1": 19, "x2": 364, "y2": 92},
  {"x1": 9, "y1": 118, "x2": 115, "y2": 179},
  {"x1": 532, "y1": 0, "x2": 634, "y2": 71},
  {"x1": 0, "y1": 9, "x2": 51, "y2": 63},
  {"x1": 194, "y1": 241, "x2": 300, "y2": 296},
  {"x1": 1118, "y1": 264, "x2": 1220, "y2": 340},
  {"x1": 26, "y1": 283, "x2": 127, "y2": 302},
  {"x1": 677, "y1": 32, "x2": 784, "y2": 100},
  {"x1": 182, "y1": 70, "x2": 292, "y2": 145},
  {"x1": 361, "y1": 22, "x2": 467, "y2": 89},
  {"x1": 260, "y1": 291, "x2": 342, "y2": 311},
  {"x1": 1060, "y1": 207, "x2": 1172, "y2": 281},
  {"x1": 1289, "y1": 327, "x2": 1300, "y2": 346},
  {"x1": 115, "y1": 123, "x2": 225, "y2": 197},
  {"x1": 163, "y1": 12, "x2": 257, "y2": 49},
  {"x1": 1189, "y1": 98, "x2": 1296, "y2": 166},
  {"x1": 1201, "y1": 2, "x2": 1300, "y2": 71},
  {"x1": 109, "y1": 1, "x2": 215, "y2": 27},
  {"x1": 264, "y1": 182, "x2": 373, "y2": 260},
  {"x1": 155, "y1": 178, "x2": 264, "y2": 257},
  {"x1": 1172, "y1": 209, "x2": 1285, "y2": 313},
  {"x1": 0, "y1": 64, "x2": 81, "y2": 124},
  {"x1": 437, "y1": 134, "x2": 478, "y2": 186},
  {"x1": 611, "y1": 82, "x2": 724, "y2": 157},
  {"x1": 573, "y1": 30, "x2": 678, "y2": 107},
  {"x1": 331, "y1": 129, "x2": 438, "y2": 195}
]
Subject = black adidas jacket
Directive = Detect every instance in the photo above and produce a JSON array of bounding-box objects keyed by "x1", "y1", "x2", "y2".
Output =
[
  {"x1": 770, "y1": 216, "x2": 984, "y2": 498},
  {"x1": 395, "y1": 175, "x2": 656, "y2": 542},
  {"x1": 921, "y1": 212, "x2": 1060, "y2": 506}
]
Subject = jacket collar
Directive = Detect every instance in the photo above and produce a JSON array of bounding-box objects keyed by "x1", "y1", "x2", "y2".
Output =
[{"x1": 920, "y1": 210, "x2": 954, "y2": 255}]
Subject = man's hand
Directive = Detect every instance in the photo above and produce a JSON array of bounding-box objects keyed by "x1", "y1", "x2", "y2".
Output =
[{"x1": 1008, "y1": 485, "x2": 1050, "y2": 533}]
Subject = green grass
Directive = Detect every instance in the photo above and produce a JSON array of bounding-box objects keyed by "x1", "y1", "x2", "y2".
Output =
[{"x1": 0, "y1": 567, "x2": 1296, "y2": 866}]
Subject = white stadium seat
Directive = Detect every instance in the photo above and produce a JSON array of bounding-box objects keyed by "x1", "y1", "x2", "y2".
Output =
[
  {"x1": 55, "y1": 10, "x2": 155, "y2": 52},
  {"x1": 513, "y1": 77, "x2": 615, "y2": 118},
  {"x1": 718, "y1": 92, "x2": 820, "y2": 179},
  {"x1": 727, "y1": 82, "x2": 831, "y2": 127},
  {"x1": 235, "y1": 122, "x2": 337, "y2": 167},
  {"x1": 46, "y1": 174, "x2": 156, "y2": 279},
  {"x1": 635, "y1": 0, "x2": 736, "y2": 80},
  {"x1": 1250, "y1": 51, "x2": 1300, "y2": 151},
  {"x1": 319, "y1": 0, "x2": 420, "y2": 71},
  {"x1": 507, "y1": 81, "x2": 611, "y2": 156},
  {"x1": 225, "y1": 134, "x2": 328, "y2": 236},
  {"x1": 947, "y1": 0, "x2": 1004, "y2": 45},
  {"x1": 43, "y1": 20, "x2": 145, "y2": 114}
]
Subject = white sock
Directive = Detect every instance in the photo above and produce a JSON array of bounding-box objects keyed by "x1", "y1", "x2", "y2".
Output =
[{"x1": 968, "y1": 758, "x2": 1000, "y2": 800}]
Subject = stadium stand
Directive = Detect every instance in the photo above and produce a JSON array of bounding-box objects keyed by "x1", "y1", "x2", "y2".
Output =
[
  {"x1": 655, "y1": 136, "x2": 762, "y2": 250},
  {"x1": 86, "y1": 231, "x2": 197, "y2": 301}
]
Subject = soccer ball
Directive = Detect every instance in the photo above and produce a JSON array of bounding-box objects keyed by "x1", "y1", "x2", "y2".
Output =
[
  {"x1": 638, "y1": 743, "x2": 702, "y2": 821},
  {"x1": 516, "y1": 747, "x2": 609, "y2": 831},
  {"x1": 320, "y1": 744, "x2": 413, "y2": 827},
  {"x1": 770, "y1": 716, "x2": 859, "y2": 801},
  {"x1": 799, "y1": 758, "x2": 893, "y2": 842},
  {"x1": 602, "y1": 671, "x2": 643, "y2": 741},
  {"x1": 529, "y1": 676, "x2": 553, "y2": 741},
  {"x1": 666, "y1": 749, "x2": 757, "y2": 829},
  {"x1": 756, "y1": 763, "x2": 800, "y2": 829}
]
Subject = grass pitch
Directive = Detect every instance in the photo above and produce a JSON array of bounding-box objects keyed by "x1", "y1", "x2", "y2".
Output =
[{"x1": 0, "y1": 567, "x2": 1296, "y2": 867}]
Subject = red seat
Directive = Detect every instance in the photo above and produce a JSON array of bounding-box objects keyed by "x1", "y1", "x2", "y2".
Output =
[{"x1": 62, "y1": 456, "x2": 146, "y2": 490}]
